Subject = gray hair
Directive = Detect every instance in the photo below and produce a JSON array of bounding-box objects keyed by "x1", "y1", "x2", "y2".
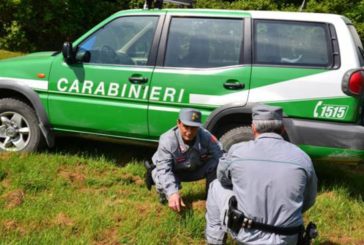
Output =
[{"x1": 252, "y1": 119, "x2": 283, "y2": 134}]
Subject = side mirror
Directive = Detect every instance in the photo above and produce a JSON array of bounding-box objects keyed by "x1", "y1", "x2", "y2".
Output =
[
  {"x1": 62, "y1": 42, "x2": 75, "y2": 64},
  {"x1": 75, "y1": 49, "x2": 91, "y2": 63}
]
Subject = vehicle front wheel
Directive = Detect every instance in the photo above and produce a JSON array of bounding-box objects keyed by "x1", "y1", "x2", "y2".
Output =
[
  {"x1": 0, "y1": 98, "x2": 43, "y2": 152},
  {"x1": 219, "y1": 126, "x2": 253, "y2": 152}
]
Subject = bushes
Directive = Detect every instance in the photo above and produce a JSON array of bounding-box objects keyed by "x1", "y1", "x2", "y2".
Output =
[
  {"x1": 0, "y1": 0, "x2": 130, "y2": 52},
  {"x1": 305, "y1": 0, "x2": 364, "y2": 42},
  {"x1": 0, "y1": 0, "x2": 363, "y2": 52}
]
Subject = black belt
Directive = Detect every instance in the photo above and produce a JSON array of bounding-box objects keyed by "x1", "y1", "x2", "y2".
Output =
[
  {"x1": 227, "y1": 196, "x2": 304, "y2": 236},
  {"x1": 240, "y1": 216, "x2": 304, "y2": 236}
]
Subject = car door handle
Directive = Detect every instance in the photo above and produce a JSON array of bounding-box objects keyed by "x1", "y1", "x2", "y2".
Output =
[
  {"x1": 128, "y1": 76, "x2": 148, "y2": 84},
  {"x1": 223, "y1": 81, "x2": 245, "y2": 90}
]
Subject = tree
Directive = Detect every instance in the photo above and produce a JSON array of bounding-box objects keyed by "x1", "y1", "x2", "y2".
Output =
[
  {"x1": 0, "y1": 0, "x2": 132, "y2": 51},
  {"x1": 1, "y1": 0, "x2": 363, "y2": 51}
]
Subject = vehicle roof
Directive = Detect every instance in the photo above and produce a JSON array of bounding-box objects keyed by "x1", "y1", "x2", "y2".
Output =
[{"x1": 114, "y1": 8, "x2": 348, "y2": 23}]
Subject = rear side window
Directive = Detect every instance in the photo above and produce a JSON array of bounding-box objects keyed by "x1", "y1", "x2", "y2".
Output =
[
  {"x1": 254, "y1": 20, "x2": 331, "y2": 67},
  {"x1": 164, "y1": 17, "x2": 244, "y2": 68},
  {"x1": 347, "y1": 24, "x2": 364, "y2": 66}
]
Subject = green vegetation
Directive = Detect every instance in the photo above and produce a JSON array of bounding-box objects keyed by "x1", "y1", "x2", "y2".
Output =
[
  {"x1": 0, "y1": 137, "x2": 363, "y2": 244},
  {"x1": 0, "y1": 140, "x2": 207, "y2": 245},
  {"x1": 0, "y1": 0, "x2": 363, "y2": 52}
]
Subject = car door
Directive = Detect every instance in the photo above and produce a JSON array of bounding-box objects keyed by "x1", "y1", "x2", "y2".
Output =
[
  {"x1": 48, "y1": 14, "x2": 164, "y2": 138},
  {"x1": 148, "y1": 13, "x2": 251, "y2": 138}
]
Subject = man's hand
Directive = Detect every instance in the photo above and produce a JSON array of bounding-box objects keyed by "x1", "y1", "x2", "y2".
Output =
[{"x1": 168, "y1": 192, "x2": 186, "y2": 212}]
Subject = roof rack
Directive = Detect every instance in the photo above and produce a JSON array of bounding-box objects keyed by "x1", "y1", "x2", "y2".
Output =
[{"x1": 144, "y1": 0, "x2": 194, "y2": 9}]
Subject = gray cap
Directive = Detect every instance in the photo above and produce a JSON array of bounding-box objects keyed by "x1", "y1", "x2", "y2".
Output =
[
  {"x1": 252, "y1": 105, "x2": 283, "y2": 120},
  {"x1": 179, "y1": 108, "x2": 202, "y2": 127}
]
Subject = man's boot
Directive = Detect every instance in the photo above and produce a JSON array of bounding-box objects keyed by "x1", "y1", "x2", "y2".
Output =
[{"x1": 144, "y1": 160, "x2": 155, "y2": 191}]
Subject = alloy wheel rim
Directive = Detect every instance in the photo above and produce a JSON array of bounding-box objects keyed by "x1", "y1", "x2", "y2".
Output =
[{"x1": 0, "y1": 112, "x2": 31, "y2": 151}]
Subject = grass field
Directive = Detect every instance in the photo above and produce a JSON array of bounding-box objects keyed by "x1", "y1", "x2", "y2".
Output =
[
  {"x1": 0, "y1": 137, "x2": 363, "y2": 245},
  {"x1": 0, "y1": 50, "x2": 364, "y2": 244}
]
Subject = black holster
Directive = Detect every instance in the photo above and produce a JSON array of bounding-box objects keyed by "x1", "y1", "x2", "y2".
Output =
[
  {"x1": 227, "y1": 196, "x2": 245, "y2": 235},
  {"x1": 227, "y1": 196, "x2": 307, "y2": 237},
  {"x1": 297, "y1": 222, "x2": 318, "y2": 245}
]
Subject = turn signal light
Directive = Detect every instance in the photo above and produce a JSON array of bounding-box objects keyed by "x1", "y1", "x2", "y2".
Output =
[{"x1": 37, "y1": 73, "x2": 46, "y2": 78}]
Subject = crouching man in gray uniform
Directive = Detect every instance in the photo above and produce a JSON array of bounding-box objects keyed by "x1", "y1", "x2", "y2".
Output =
[
  {"x1": 205, "y1": 105, "x2": 317, "y2": 245},
  {"x1": 145, "y1": 108, "x2": 223, "y2": 212}
]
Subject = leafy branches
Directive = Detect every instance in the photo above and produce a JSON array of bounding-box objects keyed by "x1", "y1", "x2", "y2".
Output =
[{"x1": 0, "y1": 0, "x2": 363, "y2": 52}]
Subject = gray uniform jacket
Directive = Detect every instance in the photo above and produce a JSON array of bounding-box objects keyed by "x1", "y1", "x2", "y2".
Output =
[
  {"x1": 152, "y1": 126, "x2": 223, "y2": 197},
  {"x1": 217, "y1": 133, "x2": 317, "y2": 244}
]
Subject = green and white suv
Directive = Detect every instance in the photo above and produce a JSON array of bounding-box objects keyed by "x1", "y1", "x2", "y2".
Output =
[{"x1": 0, "y1": 7, "x2": 363, "y2": 163}]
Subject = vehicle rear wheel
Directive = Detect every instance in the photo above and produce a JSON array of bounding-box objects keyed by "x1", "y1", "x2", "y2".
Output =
[
  {"x1": 0, "y1": 98, "x2": 43, "y2": 152},
  {"x1": 219, "y1": 126, "x2": 253, "y2": 152}
]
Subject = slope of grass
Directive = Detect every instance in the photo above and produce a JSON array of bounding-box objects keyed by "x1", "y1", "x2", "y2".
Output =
[{"x1": 0, "y1": 50, "x2": 23, "y2": 60}]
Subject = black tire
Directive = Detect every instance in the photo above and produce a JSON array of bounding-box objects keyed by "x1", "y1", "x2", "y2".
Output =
[
  {"x1": 219, "y1": 126, "x2": 253, "y2": 152},
  {"x1": 0, "y1": 98, "x2": 43, "y2": 152}
]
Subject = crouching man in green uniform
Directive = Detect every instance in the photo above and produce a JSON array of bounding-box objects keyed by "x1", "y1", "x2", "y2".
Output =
[{"x1": 145, "y1": 108, "x2": 223, "y2": 212}]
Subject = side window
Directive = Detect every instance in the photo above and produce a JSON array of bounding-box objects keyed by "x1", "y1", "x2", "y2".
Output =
[
  {"x1": 347, "y1": 24, "x2": 364, "y2": 66},
  {"x1": 164, "y1": 17, "x2": 244, "y2": 68},
  {"x1": 254, "y1": 20, "x2": 331, "y2": 67},
  {"x1": 78, "y1": 16, "x2": 159, "y2": 66}
]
